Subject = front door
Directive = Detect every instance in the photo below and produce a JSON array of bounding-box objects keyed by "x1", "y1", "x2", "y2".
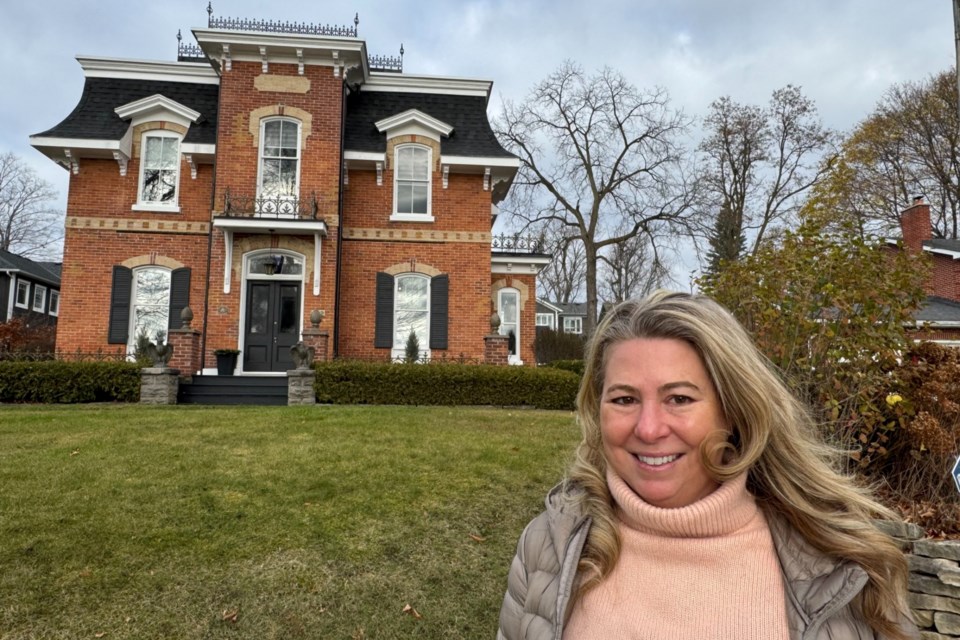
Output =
[{"x1": 244, "y1": 281, "x2": 300, "y2": 372}]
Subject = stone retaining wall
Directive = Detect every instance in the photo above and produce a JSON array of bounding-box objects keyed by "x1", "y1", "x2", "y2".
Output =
[{"x1": 881, "y1": 521, "x2": 960, "y2": 638}]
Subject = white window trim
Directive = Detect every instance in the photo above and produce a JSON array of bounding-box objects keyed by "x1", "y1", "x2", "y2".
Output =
[
  {"x1": 391, "y1": 273, "x2": 431, "y2": 361},
  {"x1": 49, "y1": 290, "x2": 60, "y2": 317},
  {"x1": 127, "y1": 266, "x2": 172, "y2": 354},
  {"x1": 32, "y1": 284, "x2": 47, "y2": 312},
  {"x1": 391, "y1": 144, "x2": 434, "y2": 222},
  {"x1": 535, "y1": 313, "x2": 555, "y2": 329},
  {"x1": 563, "y1": 316, "x2": 583, "y2": 334},
  {"x1": 135, "y1": 130, "x2": 182, "y2": 213},
  {"x1": 14, "y1": 279, "x2": 30, "y2": 309},
  {"x1": 256, "y1": 117, "x2": 302, "y2": 215},
  {"x1": 499, "y1": 287, "x2": 522, "y2": 365}
]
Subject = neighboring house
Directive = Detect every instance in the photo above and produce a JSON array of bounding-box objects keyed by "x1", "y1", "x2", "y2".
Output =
[
  {"x1": 535, "y1": 300, "x2": 588, "y2": 335},
  {"x1": 29, "y1": 11, "x2": 549, "y2": 373},
  {"x1": 0, "y1": 249, "x2": 61, "y2": 328},
  {"x1": 898, "y1": 197, "x2": 960, "y2": 345}
]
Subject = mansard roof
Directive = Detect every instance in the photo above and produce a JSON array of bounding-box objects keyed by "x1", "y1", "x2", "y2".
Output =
[
  {"x1": 33, "y1": 77, "x2": 218, "y2": 145},
  {"x1": 344, "y1": 90, "x2": 513, "y2": 158}
]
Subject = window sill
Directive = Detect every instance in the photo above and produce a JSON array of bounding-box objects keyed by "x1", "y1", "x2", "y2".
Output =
[
  {"x1": 389, "y1": 213, "x2": 435, "y2": 223},
  {"x1": 132, "y1": 203, "x2": 181, "y2": 214},
  {"x1": 14, "y1": 302, "x2": 29, "y2": 310}
]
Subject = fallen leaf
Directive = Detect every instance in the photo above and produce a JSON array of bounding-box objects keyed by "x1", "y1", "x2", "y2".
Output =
[
  {"x1": 468, "y1": 534, "x2": 486, "y2": 543},
  {"x1": 222, "y1": 609, "x2": 239, "y2": 623},
  {"x1": 95, "y1": 633, "x2": 106, "y2": 638},
  {"x1": 71, "y1": 449, "x2": 80, "y2": 456},
  {"x1": 402, "y1": 604, "x2": 423, "y2": 619}
]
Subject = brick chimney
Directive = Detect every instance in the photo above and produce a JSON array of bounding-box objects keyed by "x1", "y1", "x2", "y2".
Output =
[{"x1": 900, "y1": 195, "x2": 932, "y2": 254}]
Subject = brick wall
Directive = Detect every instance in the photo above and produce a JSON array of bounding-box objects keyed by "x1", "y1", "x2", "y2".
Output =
[{"x1": 56, "y1": 157, "x2": 212, "y2": 354}]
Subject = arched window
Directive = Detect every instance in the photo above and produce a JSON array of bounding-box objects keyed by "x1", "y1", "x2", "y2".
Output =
[
  {"x1": 393, "y1": 144, "x2": 432, "y2": 218},
  {"x1": 498, "y1": 287, "x2": 521, "y2": 364},
  {"x1": 258, "y1": 118, "x2": 301, "y2": 204},
  {"x1": 129, "y1": 267, "x2": 171, "y2": 349},
  {"x1": 394, "y1": 274, "x2": 430, "y2": 355}
]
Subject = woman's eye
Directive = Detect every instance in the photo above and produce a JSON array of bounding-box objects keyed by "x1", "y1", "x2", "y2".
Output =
[
  {"x1": 611, "y1": 396, "x2": 635, "y2": 405},
  {"x1": 669, "y1": 395, "x2": 693, "y2": 405}
]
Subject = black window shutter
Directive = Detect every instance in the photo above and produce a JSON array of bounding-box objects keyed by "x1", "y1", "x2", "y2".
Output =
[
  {"x1": 374, "y1": 272, "x2": 394, "y2": 348},
  {"x1": 108, "y1": 266, "x2": 133, "y2": 344},
  {"x1": 430, "y1": 274, "x2": 448, "y2": 350},
  {"x1": 168, "y1": 268, "x2": 191, "y2": 330}
]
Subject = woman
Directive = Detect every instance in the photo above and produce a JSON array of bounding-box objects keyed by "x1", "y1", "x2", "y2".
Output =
[{"x1": 498, "y1": 291, "x2": 917, "y2": 640}]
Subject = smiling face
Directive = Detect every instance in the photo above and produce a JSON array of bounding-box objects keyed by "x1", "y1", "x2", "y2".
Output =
[{"x1": 599, "y1": 337, "x2": 729, "y2": 509}]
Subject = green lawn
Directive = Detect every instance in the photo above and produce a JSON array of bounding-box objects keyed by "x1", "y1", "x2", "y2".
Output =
[{"x1": 0, "y1": 405, "x2": 579, "y2": 639}]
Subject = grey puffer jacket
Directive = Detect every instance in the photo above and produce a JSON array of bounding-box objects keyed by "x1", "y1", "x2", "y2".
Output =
[{"x1": 497, "y1": 484, "x2": 919, "y2": 640}]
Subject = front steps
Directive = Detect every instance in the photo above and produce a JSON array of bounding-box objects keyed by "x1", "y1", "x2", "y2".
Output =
[{"x1": 177, "y1": 375, "x2": 289, "y2": 405}]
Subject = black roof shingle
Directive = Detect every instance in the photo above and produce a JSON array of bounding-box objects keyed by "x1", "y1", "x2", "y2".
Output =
[
  {"x1": 0, "y1": 249, "x2": 62, "y2": 286},
  {"x1": 33, "y1": 77, "x2": 219, "y2": 145},
  {"x1": 344, "y1": 90, "x2": 512, "y2": 158}
]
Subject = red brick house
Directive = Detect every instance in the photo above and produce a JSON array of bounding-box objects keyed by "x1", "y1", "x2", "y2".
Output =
[
  {"x1": 29, "y1": 12, "x2": 548, "y2": 375},
  {"x1": 899, "y1": 197, "x2": 960, "y2": 345}
]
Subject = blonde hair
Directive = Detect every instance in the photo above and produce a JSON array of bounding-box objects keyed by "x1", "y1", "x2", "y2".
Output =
[{"x1": 567, "y1": 290, "x2": 912, "y2": 638}]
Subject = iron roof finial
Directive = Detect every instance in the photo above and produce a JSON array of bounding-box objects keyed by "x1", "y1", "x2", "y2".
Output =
[
  {"x1": 400, "y1": 43, "x2": 405, "y2": 58},
  {"x1": 177, "y1": 29, "x2": 182, "y2": 44},
  {"x1": 207, "y1": 1, "x2": 213, "y2": 23},
  {"x1": 354, "y1": 12, "x2": 359, "y2": 33}
]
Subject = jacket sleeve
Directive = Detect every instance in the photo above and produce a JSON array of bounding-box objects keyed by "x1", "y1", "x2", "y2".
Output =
[{"x1": 498, "y1": 511, "x2": 561, "y2": 640}]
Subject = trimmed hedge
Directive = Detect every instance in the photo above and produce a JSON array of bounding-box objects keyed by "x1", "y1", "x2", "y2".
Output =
[
  {"x1": 0, "y1": 361, "x2": 141, "y2": 403},
  {"x1": 314, "y1": 361, "x2": 579, "y2": 410},
  {"x1": 544, "y1": 359, "x2": 585, "y2": 377}
]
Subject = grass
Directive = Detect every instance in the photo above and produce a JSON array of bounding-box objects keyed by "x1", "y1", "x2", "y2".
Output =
[{"x1": 0, "y1": 404, "x2": 580, "y2": 639}]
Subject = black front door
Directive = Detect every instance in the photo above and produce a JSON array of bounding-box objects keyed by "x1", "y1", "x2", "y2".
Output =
[{"x1": 244, "y1": 281, "x2": 300, "y2": 372}]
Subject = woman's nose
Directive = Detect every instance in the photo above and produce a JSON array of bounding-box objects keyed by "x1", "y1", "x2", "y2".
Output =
[{"x1": 633, "y1": 403, "x2": 669, "y2": 441}]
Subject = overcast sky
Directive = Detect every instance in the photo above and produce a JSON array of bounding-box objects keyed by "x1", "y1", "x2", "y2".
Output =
[{"x1": 1, "y1": 1, "x2": 955, "y2": 278}]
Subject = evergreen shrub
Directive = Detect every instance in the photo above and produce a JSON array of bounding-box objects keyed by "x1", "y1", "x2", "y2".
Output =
[
  {"x1": 544, "y1": 359, "x2": 584, "y2": 377},
  {"x1": 0, "y1": 361, "x2": 141, "y2": 403},
  {"x1": 314, "y1": 361, "x2": 578, "y2": 410},
  {"x1": 533, "y1": 328, "x2": 584, "y2": 364}
]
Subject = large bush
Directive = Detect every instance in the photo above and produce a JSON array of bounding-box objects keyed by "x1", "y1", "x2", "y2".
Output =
[
  {"x1": 0, "y1": 361, "x2": 141, "y2": 403},
  {"x1": 314, "y1": 361, "x2": 578, "y2": 410},
  {"x1": 0, "y1": 318, "x2": 56, "y2": 357}
]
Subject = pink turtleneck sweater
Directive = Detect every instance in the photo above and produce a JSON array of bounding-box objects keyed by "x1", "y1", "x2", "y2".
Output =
[{"x1": 563, "y1": 471, "x2": 790, "y2": 639}]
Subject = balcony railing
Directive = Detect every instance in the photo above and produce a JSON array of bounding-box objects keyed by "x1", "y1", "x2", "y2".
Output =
[
  {"x1": 491, "y1": 233, "x2": 547, "y2": 254},
  {"x1": 218, "y1": 189, "x2": 324, "y2": 220}
]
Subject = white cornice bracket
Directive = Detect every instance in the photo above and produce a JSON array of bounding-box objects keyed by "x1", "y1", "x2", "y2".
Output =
[
  {"x1": 313, "y1": 233, "x2": 322, "y2": 296},
  {"x1": 185, "y1": 154, "x2": 197, "y2": 179},
  {"x1": 260, "y1": 46, "x2": 268, "y2": 73},
  {"x1": 297, "y1": 48, "x2": 304, "y2": 75},
  {"x1": 112, "y1": 151, "x2": 128, "y2": 176},
  {"x1": 483, "y1": 167, "x2": 491, "y2": 191},
  {"x1": 64, "y1": 150, "x2": 79, "y2": 175},
  {"x1": 222, "y1": 229, "x2": 233, "y2": 293},
  {"x1": 442, "y1": 164, "x2": 449, "y2": 189},
  {"x1": 342, "y1": 160, "x2": 349, "y2": 186},
  {"x1": 222, "y1": 44, "x2": 231, "y2": 72},
  {"x1": 376, "y1": 161, "x2": 383, "y2": 186},
  {"x1": 332, "y1": 51, "x2": 340, "y2": 78}
]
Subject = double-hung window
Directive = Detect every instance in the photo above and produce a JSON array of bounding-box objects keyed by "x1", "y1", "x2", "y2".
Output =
[
  {"x1": 49, "y1": 290, "x2": 60, "y2": 317},
  {"x1": 15, "y1": 280, "x2": 29, "y2": 309},
  {"x1": 393, "y1": 145, "x2": 432, "y2": 220},
  {"x1": 258, "y1": 118, "x2": 301, "y2": 214},
  {"x1": 32, "y1": 285, "x2": 47, "y2": 312},
  {"x1": 138, "y1": 132, "x2": 181, "y2": 209},
  {"x1": 563, "y1": 316, "x2": 583, "y2": 334},
  {"x1": 536, "y1": 313, "x2": 555, "y2": 330}
]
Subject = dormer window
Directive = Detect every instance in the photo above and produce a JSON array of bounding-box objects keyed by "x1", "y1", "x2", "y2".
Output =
[
  {"x1": 258, "y1": 118, "x2": 301, "y2": 206},
  {"x1": 393, "y1": 144, "x2": 432, "y2": 220},
  {"x1": 137, "y1": 131, "x2": 181, "y2": 211}
]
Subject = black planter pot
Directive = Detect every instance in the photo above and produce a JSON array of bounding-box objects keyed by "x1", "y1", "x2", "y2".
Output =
[{"x1": 216, "y1": 352, "x2": 239, "y2": 376}]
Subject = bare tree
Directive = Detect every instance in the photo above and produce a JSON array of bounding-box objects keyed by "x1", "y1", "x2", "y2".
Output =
[
  {"x1": 600, "y1": 230, "x2": 670, "y2": 303},
  {"x1": 538, "y1": 225, "x2": 587, "y2": 304},
  {"x1": 0, "y1": 152, "x2": 63, "y2": 259},
  {"x1": 495, "y1": 62, "x2": 697, "y2": 335},
  {"x1": 699, "y1": 86, "x2": 836, "y2": 258}
]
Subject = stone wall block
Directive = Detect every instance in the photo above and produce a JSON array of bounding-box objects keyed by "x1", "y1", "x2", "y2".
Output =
[
  {"x1": 916, "y1": 541, "x2": 960, "y2": 562},
  {"x1": 911, "y1": 574, "x2": 960, "y2": 599},
  {"x1": 920, "y1": 631, "x2": 955, "y2": 640},
  {"x1": 935, "y1": 611, "x2": 960, "y2": 635},
  {"x1": 140, "y1": 368, "x2": 180, "y2": 404},
  {"x1": 910, "y1": 593, "x2": 960, "y2": 616},
  {"x1": 912, "y1": 556, "x2": 960, "y2": 577},
  {"x1": 287, "y1": 370, "x2": 316, "y2": 406}
]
